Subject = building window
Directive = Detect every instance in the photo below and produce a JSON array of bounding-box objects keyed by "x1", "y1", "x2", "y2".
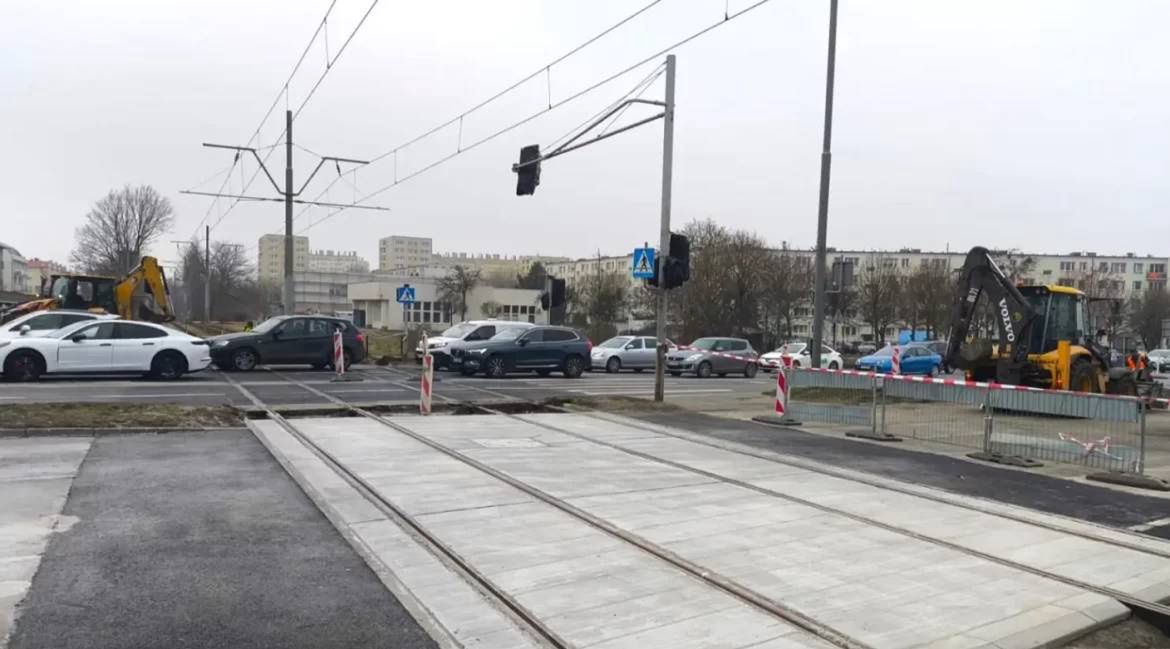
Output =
[
  {"x1": 1151, "y1": 263, "x2": 1166, "y2": 275},
  {"x1": 1058, "y1": 278, "x2": 1074, "y2": 287},
  {"x1": 1134, "y1": 263, "x2": 1144, "y2": 274},
  {"x1": 900, "y1": 258, "x2": 909, "y2": 268},
  {"x1": 1134, "y1": 281, "x2": 1143, "y2": 291},
  {"x1": 1059, "y1": 261, "x2": 1074, "y2": 271},
  {"x1": 1098, "y1": 262, "x2": 1108, "y2": 272},
  {"x1": 1111, "y1": 262, "x2": 1126, "y2": 273},
  {"x1": 1153, "y1": 281, "x2": 1168, "y2": 291}
]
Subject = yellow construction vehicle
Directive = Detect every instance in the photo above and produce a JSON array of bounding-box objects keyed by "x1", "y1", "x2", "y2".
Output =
[
  {"x1": 0, "y1": 257, "x2": 174, "y2": 324},
  {"x1": 944, "y1": 246, "x2": 1157, "y2": 396}
]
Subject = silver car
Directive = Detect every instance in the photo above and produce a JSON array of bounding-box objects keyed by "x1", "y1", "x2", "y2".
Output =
[
  {"x1": 590, "y1": 335, "x2": 674, "y2": 373},
  {"x1": 665, "y1": 337, "x2": 759, "y2": 378}
]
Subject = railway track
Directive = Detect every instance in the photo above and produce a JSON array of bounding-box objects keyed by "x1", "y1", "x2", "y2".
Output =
[{"x1": 238, "y1": 371, "x2": 1170, "y2": 645}]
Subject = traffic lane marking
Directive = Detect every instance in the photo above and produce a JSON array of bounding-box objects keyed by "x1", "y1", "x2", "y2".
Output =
[{"x1": 1128, "y1": 517, "x2": 1170, "y2": 532}]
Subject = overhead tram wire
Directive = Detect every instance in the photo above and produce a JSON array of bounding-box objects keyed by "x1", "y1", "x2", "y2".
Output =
[
  {"x1": 299, "y1": 0, "x2": 776, "y2": 233},
  {"x1": 186, "y1": 0, "x2": 339, "y2": 241},
  {"x1": 291, "y1": 0, "x2": 667, "y2": 225}
]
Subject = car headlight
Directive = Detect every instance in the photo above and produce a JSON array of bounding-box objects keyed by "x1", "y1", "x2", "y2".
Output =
[
  {"x1": 429, "y1": 341, "x2": 447, "y2": 349},
  {"x1": 212, "y1": 340, "x2": 230, "y2": 348},
  {"x1": 685, "y1": 353, "x2": 703, "y2": 362},
  {"x1": 591, "y1": 350, "x2": 604, "y2": 357}
]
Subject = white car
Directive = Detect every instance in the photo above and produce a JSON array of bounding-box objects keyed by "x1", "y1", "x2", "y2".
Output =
[
  {"x1": 416, "y1": 320, "x2": 536, "y2": 369},
  {"x1": 0, "y1": 310, "x2": 118, "y2": 339},
  {"x1": 0, "y1": 319, "x2": 211, "y2": 381},
  {"x1": 759, "y1": 342, "x2": 844, "y2": 371}
]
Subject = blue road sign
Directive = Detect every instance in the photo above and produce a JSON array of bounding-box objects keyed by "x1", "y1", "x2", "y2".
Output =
[
  {"x1": 632, "y1": 247, "x2": 656, "y2": 279},
  {"x1": 395, "y1": 284, "x2": 416, "y2": 304}
]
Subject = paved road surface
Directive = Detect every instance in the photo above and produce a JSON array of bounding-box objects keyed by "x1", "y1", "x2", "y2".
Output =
[
  {"x1": 6, "y1": 430, "x2": 439, "y2": 649},
  {"x1": 0, "y1": 364, "x2": 774, "y2": 407}
]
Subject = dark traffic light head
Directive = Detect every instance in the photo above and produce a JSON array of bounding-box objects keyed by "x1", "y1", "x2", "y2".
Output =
[{"x1": 515, "y1": 145, "x2": 541, "y2": 196}]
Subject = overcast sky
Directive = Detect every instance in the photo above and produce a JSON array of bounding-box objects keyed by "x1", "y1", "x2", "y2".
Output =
[{"x1": 4, "y1": 0, "x2": 1168, "y2": 270}]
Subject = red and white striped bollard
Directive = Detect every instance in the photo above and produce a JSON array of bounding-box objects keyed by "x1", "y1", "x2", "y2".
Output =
[
  {"x1": 419, "y1": 333, "x2": 433, "y2": 415},
  {"x1": 891, "y1": 345, "x2": 901, "y2": 375}
]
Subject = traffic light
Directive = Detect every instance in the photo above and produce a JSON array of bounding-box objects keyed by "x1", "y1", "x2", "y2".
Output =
[
  {"x1": 515, "y1": 145, "x2": 541, "y2": 196},
  {"x1": 664, "y1": 233, "x2": 690, "y2": 289},
  {"x1": 550, "y1": 277, "x2": 566, "y2": 308}
]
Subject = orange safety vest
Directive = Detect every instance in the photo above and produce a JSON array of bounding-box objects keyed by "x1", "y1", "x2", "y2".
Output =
[{"x1": 1127, "y1": 354, "x2": 1147, "y2": 370}]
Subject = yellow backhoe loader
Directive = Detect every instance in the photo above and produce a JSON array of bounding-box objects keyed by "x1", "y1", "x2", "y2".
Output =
[
  {"x1": 944, "y1": 246, "x2": 1159, "y2": 397},
  {"x1": 0, "y1": 257, "x2": 174, "y2": 324}
]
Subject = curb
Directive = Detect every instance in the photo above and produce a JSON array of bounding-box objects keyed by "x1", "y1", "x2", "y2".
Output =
[
  {"x1": 845, "y1": 430, "x2": 903, "y2": 442},
  {"x1": 1087, "y1": 471, "x2": 1170, "y2": 492},
  {"x1": 967, "y1": 451, "x2": 1043, "y2": 468},
  {"x1": 0, "y1": 426, "x2": 244, "y2": 438}
]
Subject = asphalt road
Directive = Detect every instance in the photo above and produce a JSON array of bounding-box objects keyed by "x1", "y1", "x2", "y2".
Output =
[
  {"x1": 6, "y1": 430, "x2": 439, "y2": 649},
  {"x1": 0, "y1": 364, "x2": 776, "y2": 407}
]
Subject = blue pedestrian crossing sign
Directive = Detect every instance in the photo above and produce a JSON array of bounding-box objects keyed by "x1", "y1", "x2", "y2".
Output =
[
  {"x1": 631, "y1": 247, "x2": 656, "y2": 279},
  {"x1": 395, "y1": 284, "x2": 416, "y2": 304}
]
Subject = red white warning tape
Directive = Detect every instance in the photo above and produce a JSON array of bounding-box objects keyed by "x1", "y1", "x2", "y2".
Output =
[
  {"x1": 333, "y1": 329, "x2": 345, "y2": 376},
  {"x1": 797, "y1": 366, "x2": 1170, "y2": 405},
  {"x1": 676, "y1": 346, "x2": 760, "y2": 365}
]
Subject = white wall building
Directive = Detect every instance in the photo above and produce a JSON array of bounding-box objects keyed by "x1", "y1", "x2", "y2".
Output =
[
  {"x1": 350, "y1": 279, "x2": 544, "y2": 330},
  {"x1": 0, "y1": 242, "x2": 29, "y2": 293},
  {"x1": 258, "y1": 234, "x2": 309, "y2": 282},
  {"x1": 308, "y1": 249, "x2": 370, "y2": 274},
  {"x1": 379, "y1": 235, "x2": 433, "y2": 271}
]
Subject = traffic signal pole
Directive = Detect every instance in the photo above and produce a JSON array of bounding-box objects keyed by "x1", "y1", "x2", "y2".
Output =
[
  {"x1": 653, "y1": 54, "x2": 676, "y2": 403},
  {"x1": 284, "y1": 110, "x2": 295, "y2": 315}
]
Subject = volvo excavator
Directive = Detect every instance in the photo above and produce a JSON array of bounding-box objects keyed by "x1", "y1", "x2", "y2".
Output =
[
  {"x1": 944, "y1": 246, "x2": 1158, "y2": 396},
  {"x1": 0, "y1": 256, "x2": 174, "y2": 325}
]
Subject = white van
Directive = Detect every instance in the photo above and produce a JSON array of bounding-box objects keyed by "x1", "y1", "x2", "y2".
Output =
[{"x1": 416, "y1": 320, "x2": 535, "y2": 368}]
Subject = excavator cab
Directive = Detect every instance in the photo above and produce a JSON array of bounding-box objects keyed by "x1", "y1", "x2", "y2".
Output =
[{"x1": 46, "y1": 274, "x2": 119, "y2": 313}]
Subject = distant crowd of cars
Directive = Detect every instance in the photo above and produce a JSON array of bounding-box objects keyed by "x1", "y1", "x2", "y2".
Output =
[{"x1": 0, "y1": 309, "x2": 952, "y2": 382}]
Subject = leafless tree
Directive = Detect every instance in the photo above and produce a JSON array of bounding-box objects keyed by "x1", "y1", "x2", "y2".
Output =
[
  {"x1": 896, "y1": 262, "x2": 952, "y2": 339},
  {"x1": 857, "y1": 254, "x2": 902, "y2": 344},
  {"x1": 1127, "y1": 289, "x2": 1170, "y2": 351},
  {"x1": 71, "y1": 185, "x2": 174, "y2": 276},
  {"x1": 758, "y1": 250, "x2": 813, "y2": 349},
  {"x1": 178, "y1": 240, "x2": 265, "y2": 321},
  {"x1": 993, "y1": 249, "x2": 1037, "y2": 283},
  {"x1": 437, "y1": 265, "x2": 481, "y2": 321},
  {"x1": 567, "y1": 264, "x2": 628, "y2": 342}
]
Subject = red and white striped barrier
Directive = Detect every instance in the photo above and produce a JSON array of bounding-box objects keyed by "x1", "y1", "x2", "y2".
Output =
[
  {"x1": 775, "y1": 364, "x2": 790, "y2": 415},
  {"x1": 797, "y1": 366, "x2": 1170, "y2": 405},
  {"x1": 419, "y1": 334, "x2": 434, "y2": 415},
  {"x1": 890, "y1": 345, "x2": 901, "y2": 375},
  {"x1": 333, "y1": 329, "x2": 346, "y2": 376}
]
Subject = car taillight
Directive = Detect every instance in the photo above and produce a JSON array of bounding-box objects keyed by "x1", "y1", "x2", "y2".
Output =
[{"x1": 356, "y1": 332, "x2": 365, "y2": 343}]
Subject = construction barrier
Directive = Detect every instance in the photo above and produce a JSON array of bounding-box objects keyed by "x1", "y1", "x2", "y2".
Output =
[
  {"x1": 333, "y1": 329, "x2": 345, "y2": 376},
  {"x1": 890, "y1": 345, "x2": 901, "y2": 374},
  {"x1": 419, "y1": 335, "x2": 434, "y2": 415},
  {"x1": 788, "y1": 367, "x2": 1155, "y2": 473}
]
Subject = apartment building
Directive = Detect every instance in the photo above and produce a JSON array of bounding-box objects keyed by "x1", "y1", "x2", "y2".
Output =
[
  {"x1": 257, "y1": 234, "x2": 309, "y2": 282},
  {"x1": 24, "y1": 258, "x2": 69, "y2": 294},
  {"x1": 379, "y1": 235, "x2": 433, "y2": 271},
  {"x1": 0, "y1": 242, "x2": 29, "y2": 293}
]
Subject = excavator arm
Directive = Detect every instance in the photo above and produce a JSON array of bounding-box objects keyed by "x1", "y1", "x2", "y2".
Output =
[
  {"x1": 114, "y1": 257, "x2": 175, "y2": 322},
  {"x1": 944, "y1": 246, "x2": 1038, "y2": 383}
]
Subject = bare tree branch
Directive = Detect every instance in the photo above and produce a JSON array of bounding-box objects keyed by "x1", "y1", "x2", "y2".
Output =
[{"x1": 70, "y1": 185, "x2": 174, "y2": 276}]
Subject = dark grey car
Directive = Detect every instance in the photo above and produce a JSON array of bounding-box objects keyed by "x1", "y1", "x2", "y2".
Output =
[{"x1": 665, "y1": 337, "x2": 759, "y2": 378}]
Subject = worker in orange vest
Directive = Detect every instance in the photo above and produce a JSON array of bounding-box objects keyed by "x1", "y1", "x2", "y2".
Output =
[{"x1": 1126, "y1": 350, "x2": 1147, "y2": 371}]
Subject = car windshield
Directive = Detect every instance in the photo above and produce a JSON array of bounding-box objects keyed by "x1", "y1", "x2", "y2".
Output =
[
  {"x1": 490, "y1": 327, "x2": 525, "y2": 341},
  {"x1": 599, "y1": 337, "x2": 632, "y2": 349},
  {"x1": 251, "y1": 317, "x2": 285, "y2": 333},
  {"x1": 1151, "y1": 349, "x2": 1170, "y2": 357},
  {"x1": 441, "y1": 323, "x2": 476, "y2": 338},
  {"x1": 774, "y1": 343, "x2": 806, "y2": 354},
  {"x1": 871, "y1": 346, "x2": 894, "y2": 357},
  {"x1": 689, "y1": 338, "x2": 720, "y2": 350}
]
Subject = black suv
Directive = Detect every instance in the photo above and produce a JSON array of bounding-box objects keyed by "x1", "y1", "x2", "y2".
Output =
[
  {"x1": 209, "y1": 315, "x2": 365, "y2": 371},
  {"x1": 457, "y1": 326, "x2": 590, "y2": 378}
]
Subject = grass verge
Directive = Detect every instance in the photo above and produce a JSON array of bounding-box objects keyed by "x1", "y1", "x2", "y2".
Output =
[{"x1": 1, "y1": 404, "x2": 242, "y2": 429}]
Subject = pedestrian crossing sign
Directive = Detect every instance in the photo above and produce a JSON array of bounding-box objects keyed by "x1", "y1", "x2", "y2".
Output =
[
  {"x1": 631, "y1": 247, "x2": 656, "y2": 279},
  {"x1": 396, "y1": 285, "x2": 416, "y2": 304}
]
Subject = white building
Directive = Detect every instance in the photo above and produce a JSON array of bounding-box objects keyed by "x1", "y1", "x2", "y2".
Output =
[
  {"x1": 257, "y1": 234, "x2": 309, "y2": 282},
  {"x1": 379, "y1": 235, "x2": 433, "y2": 271},
  {"x1": 0, "y1": 242, "x2": 29, "y2": 293},
  {"x1": 349, "y1": 279, "x2": 544, "y2": 330},
  {"x1": 24, "y1": 258, "x2": 69, "y2": 295},
  {"x1": 308, "y1": 249, "x2": 369, "y2": 274}
]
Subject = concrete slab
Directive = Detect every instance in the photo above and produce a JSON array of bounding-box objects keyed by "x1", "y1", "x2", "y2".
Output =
[
  {"x1": 0, "y1": 437, "x2": 90, "y2": 648},
  {"x1": 282, "y1": 416, "x2": 836, "y2": 649},
  {"x1": 526, "y1": 413, "x2": 1170, "y2": 599},
  {"x1": 388, "y1": 413, "x2": 1129, "y2": 649}
]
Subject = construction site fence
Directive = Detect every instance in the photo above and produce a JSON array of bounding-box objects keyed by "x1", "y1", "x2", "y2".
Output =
[{"x1": 788, "y1": 368, "x2": 1149, "y2": 473}]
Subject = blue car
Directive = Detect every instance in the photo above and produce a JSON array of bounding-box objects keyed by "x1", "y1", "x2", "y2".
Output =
[{"x1": 855, "y1": 344, "x2": 944, "y2": 376}]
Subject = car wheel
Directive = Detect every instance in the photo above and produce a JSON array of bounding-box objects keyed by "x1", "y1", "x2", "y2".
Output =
[
  {"x1": 828, "y1": 360, "x2": 840, "y2": 370},
  {"x1": 718, "y1": 372, "x2": 727, "y2": 378},
  {"x1": 4, "y1": 350, "x2": 44, "y2": 382},
  {"x1": 744, "y1": 363, "x2": 758, "y2": 378},
  {"x1": 605, "y1": 356, "x2": 621, "y2": 373},
  {"x1": 633, "y1": 368, "x2": 644, "y2": 373},
  {"x1": 563, "y1": 356, "x2": 585, "y2": 378},
  {"x1": 535, "y1": 369, "x2": 552, "y2": 376},
  {"x1": 792, "y1": 359, "x2": 803, "y2": 369},
  {"x1": 669, "y1": 371, "x2": 682, "y2": 377},
  {"x1": 232, "y1": 348, "x2": 258, "y2": 372},
  {"x1": 151, "y1": 351, "x2": 187, "y2": 380},
  {"x1": 311, "y1": 362, "x2": 328, "y2": 371},
  {"x1": 927, "y1": 365, "x2": 938, "y2": 378},
  {"x1": 696, "y1": 361, "x2": 712, "y2": 378},
  {"x1": 484, "y1": 356, "x2": 507, "y2": 378}
]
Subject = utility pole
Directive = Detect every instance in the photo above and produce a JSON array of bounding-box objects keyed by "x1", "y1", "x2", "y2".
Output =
[
  {"x1": 187, "y1": 110, "x2": 390, "y2": 316},
  {"x1": 811, "y1": 0, "x2": 840, "y2": 369},
  {"x1": 653, "y1": 54, "x2": 676, "y2": 403},
  {"x1": 204, "y1": 225, "x2": 211, "y2": 322}
]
